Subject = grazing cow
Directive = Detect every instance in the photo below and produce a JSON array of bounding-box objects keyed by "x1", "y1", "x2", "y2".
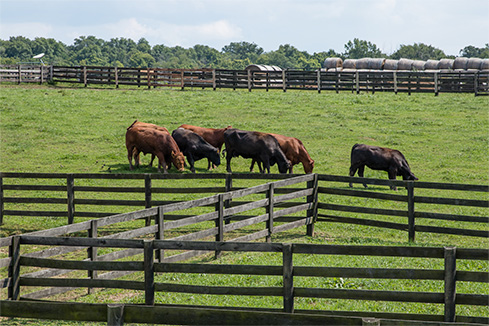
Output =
[
  {"x1": 250, "y1": 133, "x2": 314, "y2": 174},
  {"x1": 178, "y1": 124, "x2": 232, "y2": 169},
  {"x1": 128, "y1": 120, "x2": 170, "y2": 167},
  {"x1": 349, "y1": 143, "x2": 418, "y2": 190},
  {"x1": 224, "y1": 128, "x2": 290, "y2": 174},
  {"x1": 126, "y1": 124, "x2": 185, "y2": 173},
  {"x1": 171, "y1": 128, "x2": 221, "y2": 173}
]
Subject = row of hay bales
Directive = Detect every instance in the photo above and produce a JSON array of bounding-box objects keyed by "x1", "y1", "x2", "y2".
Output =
[{"x1": 323, "y1": 57, "x2": 489, "y2": 72}]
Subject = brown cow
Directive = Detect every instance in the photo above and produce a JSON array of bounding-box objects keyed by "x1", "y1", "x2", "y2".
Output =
[
  {"x1": 250, "y1": 133, "x2": 314, "y2": 174},
  {"x1": 128, "y1": 120, "x2": 170, "y2": 167},
  {"x1": 126, "y1": 123, "x2": 185, "y2": 173},
  {"x1": 349, "y1": 143, "x2": 418, "y2": 190},
  {"x1": 178, "y1": 124, "x2": 232, "y2": 169}
]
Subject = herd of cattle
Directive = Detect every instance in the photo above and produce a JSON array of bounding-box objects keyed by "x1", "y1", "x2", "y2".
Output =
[{"x1": 125, "y1": 120, "x2": 418, "y2": 188}]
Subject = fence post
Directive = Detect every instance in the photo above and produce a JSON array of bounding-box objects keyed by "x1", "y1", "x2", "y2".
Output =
[
  {"x1": 407, "y1": 181, "x2": 415, "y2": 242},
  {"x1": 17, "y1": 65, "x2": 21, "y2": 84},
  {"x1": 144, "y1": 240, "x2": 155, "y2": 306},
  {"x1": 67, "y1": 174, "x2": 75, "y2": 224},
  {"x1": 266, "y1": 183, "x2": 275, "y2": 243},
  {"x1": 0, "y1": 174, "x2": 4, "y2": 225},
  {"x1": 306, "y1": 174, "x2": 319, "y2": 237},
  {"x1": 355, "y1": 71, "x2": 360, "y2": 94},
  {"x1": 144, "y1": 174, "x2": 152, "y2": 226},
  {"x1": 282, "y1": 70, "x2": 287, "y2": 92},
  {"x1": 224, "y1": 174, "x2": 232, "y2": 224},
  {"x1": 282, "y1": 243, "x2": 294, "y2": 313},
  {"x1": 107, "y1": 304, "x2": 124, "y2": 326},
  {"x1": 317, "y1": 69, "x2": 321, "y2": 94},
  {"x1": 444, "y1": 247, "x2": 457, "y2": 322},
  {"x1": 434, "y1": 72, "x2": 439, "y2": 96},
  {"x1": 215, "y1": 194, "x2": 224, "y2": 259},
  {"x1": 8, "y1": 236, "x2": 21, "y2": 300},
  {"x1": 247, "y1": 69, "x2": 252, "y2": 92},
  {"x1": 88, "y1": 220, "x2": 98, "y2": 295},
  {"x1": 393, "y1": 71, "x2": 398, "y2": 94},
  {"x1": 40, "y1": 65, "x2": 44, "y2": 84},
  {"x1": 212, "y1": 69, "x2": 216, "y2": 91},
  {"x1": 114, "y1": 67, "x2": 119, "y2": 89},
  {"x1": 155, "y1": 206, "x2": 165, "y2": 262},
  {"x1": 83, "y1": 66, "x2": 87, "y2": 87}
]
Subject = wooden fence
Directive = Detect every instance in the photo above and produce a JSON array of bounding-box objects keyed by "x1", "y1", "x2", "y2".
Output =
[
  {"x1": 1, "y1": 172, "x2": 487, "y2": 243},
  {"x1": 1, "y1": 238, "x2": 488, "y2": 324},
  {"x1": 1, "y1": 64, "x2": 488, "y2": 95}
]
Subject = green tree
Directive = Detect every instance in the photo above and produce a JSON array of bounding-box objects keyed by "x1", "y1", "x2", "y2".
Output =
[
  {"x1": 4, "y1": 36, "x2": 33, "y2": 61},
  {"x1": 390, "y1": 43, "x2": 446, "y2": 60},
  {"x1": 69, "y1": 36, "x2": 108, "y2": 66},
  {"x1": 459, "y1": 44, "x2": 489, "y2": 58},
  {"x1": 343, "y1": 38, "x2": 384, "y2": 59},
  {"x1": 128, "y1": 50, "x2": 156, "y2": 67},
  {"x1": 222, "y1": 41, "x2": 264, "y2": 62}
]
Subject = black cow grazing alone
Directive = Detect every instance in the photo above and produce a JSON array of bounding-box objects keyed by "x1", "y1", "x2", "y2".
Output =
[
  {"x1": 224, "y1": 128, "x2": 290, "y2": 174},
  {"x1": 171, "y1": 128, "x2": 221, "y2": 173},
  {"x1": 349, "y1": 143, "x2": 418, "y2": 190}
]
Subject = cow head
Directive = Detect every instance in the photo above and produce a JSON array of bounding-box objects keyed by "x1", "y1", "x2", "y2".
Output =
[
  {"x1": 304, "y1": 159, "x2": 315, "y2": 174},
  {"x1": 210, "y1": 148, "x2": 221, "y2": 167},
  {"x1": 399, "y1": 165, "x2": 418, "y2": 181},
  {"x1": 171, "y1": 151, "x2": 186, "y2": 172},
  {"x1": 277, "y1": 158, "x2": 291, "y2": 174}
]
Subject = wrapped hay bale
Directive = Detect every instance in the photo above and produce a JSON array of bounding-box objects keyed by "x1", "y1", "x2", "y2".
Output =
[
  {"x1": 467, "y1": 58, "x2": 483, "y2": 71},
  {"x1": 324, "y1": 57, "x2": 343, "y2": 70},
  {"x1": 398, "y1": 58, "x2": 414, "y2": 71},
  {"x1": 342, "y1": 59, "x2": 357, "y2": 71},
  {"x1": 412, "y1": 60, "x2": 426, "y2": 71},
  {"x1": 424, "y1": 60, "x2": 440, "y2": 71},
  {"x1": 383, "y1": 59, "x2": 398, "y2": 71},
  {"x1": 367, "y1": 58, "x2": 386, "y2": 70},
  {"x1": 453, "y1": 57, "x2": 469, "y2": 71},
  {"x1": 355, "y1": 58, "x2": 370, "y2": 70},
  {"x1": 438, "y1": 59, "x2": 454, "y2": 72},
  {"x1": 481, "y1": 59, "x2": 489, "y2": 71}
]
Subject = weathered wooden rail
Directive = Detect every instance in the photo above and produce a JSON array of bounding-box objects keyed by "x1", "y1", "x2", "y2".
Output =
[
  {"x1": 1, "y1": 238, "x2": 487, "y2": 324},
  {"x1": 1, "y1": 65, "x2": 488, "y2": 95},
  {"x1": 1, "y1": 173, "x2": 487, "y2": 243}
]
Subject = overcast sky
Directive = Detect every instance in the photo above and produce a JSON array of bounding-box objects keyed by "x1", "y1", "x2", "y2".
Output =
[{"x1": 0, "y1": 0, "x2": 488, "y2": 56}]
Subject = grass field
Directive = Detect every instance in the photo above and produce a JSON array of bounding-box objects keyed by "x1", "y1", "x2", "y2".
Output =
[{"x1": 0, "y1": 84, "x2": 488, "y2": 324}]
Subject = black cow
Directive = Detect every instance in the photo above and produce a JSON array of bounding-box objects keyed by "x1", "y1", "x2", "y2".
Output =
[
  {"x1": 349, "y1": 143, "x2": 418, "y2": 190},
  {"x1": 223, "y1": 128, "x2": 290, "y2": 174},
  {"x1": 171, "y1": 128, "x2": 220, "y2": 173}
]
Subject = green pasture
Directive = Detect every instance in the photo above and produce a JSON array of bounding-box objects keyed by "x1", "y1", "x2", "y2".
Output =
[{"x1": 0, "y1": 85, "x2": 488, "y2": 324}]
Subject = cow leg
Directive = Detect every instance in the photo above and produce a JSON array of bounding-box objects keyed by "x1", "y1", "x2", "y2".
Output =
[
  {"x1": 226, "y1": 152, "x2": 233, "y2": 173},
  {"x1": 156, "y1": 153, "x2": 168, "y2": 174},
  {"x1": 149, "y1": 154, "x2": 156, "y2": 167},
  {"x1": 348, "y1": 164, "x2": 358, "y2": 187},
  {"x1": 127, "y1": 146, "x2": 135, "y2": 170},
  {"x1": 250, "y1": 159, "x2": 256, "y2": 172},
  {"x1": 132, "y1": 148, "x2": 141, "y2": 168},
  {"x1": 388, "y1": 167, "x2": 398, "y2": 190},
  {"x1": 187, "y1": 154, "x2": 196, "y2": 173},
  {"x1": 358, "y1": 166, "x2": 367, "y2": 188},
  {"x1": 262, "y1": 160, "x2": 271, "y2": 174}
]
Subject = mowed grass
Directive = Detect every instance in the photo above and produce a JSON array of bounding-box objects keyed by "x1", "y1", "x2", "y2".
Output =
[{"x1": 0, "y1": 84, "x2": 488, "y2": 324}]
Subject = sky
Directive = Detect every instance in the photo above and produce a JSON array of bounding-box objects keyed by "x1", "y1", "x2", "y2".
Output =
[{"x1": 0, "y1": 0, "x2": 488, "y2": 56}]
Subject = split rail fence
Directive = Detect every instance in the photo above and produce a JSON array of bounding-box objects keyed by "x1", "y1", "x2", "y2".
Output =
[
  {"x1": 1, "y1": 172, "x2": 487, "y2": 243},
  {"x1": 1, "y1": 65, "x2": 488, "y2": 95},
  {"x1": 1, "y1": 239, "x2": 488, "y2": 324}
]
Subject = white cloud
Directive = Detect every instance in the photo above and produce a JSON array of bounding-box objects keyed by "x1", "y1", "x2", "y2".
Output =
[{"x1": 0, "y1": 22, "x2": 54, "y2": 40}]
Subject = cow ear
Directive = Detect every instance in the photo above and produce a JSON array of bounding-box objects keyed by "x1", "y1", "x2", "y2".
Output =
[{"x1": 171, "y1": 151, "x2": 176, "y2": 158}]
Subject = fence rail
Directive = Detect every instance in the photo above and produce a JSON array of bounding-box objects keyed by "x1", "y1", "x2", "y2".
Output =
[
  {"x1": 1, "y1": 237, "x2": 488, "y2": 324},
  {"x1": 1, "y1": 172, "x2": 487, "y2": 243},
  {"x1": 1, "y1": 65, "x2": 488, "y2": 95}
]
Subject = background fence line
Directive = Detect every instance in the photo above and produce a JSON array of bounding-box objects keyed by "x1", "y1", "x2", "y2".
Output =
[{"x1": 1, "y1": 65, "x2": 488, "y2": 95}]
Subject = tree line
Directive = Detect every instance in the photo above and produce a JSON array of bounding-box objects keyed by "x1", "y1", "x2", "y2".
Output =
[{"x1": 1, "y1": 35, "x2": 488, "y2": 69}]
